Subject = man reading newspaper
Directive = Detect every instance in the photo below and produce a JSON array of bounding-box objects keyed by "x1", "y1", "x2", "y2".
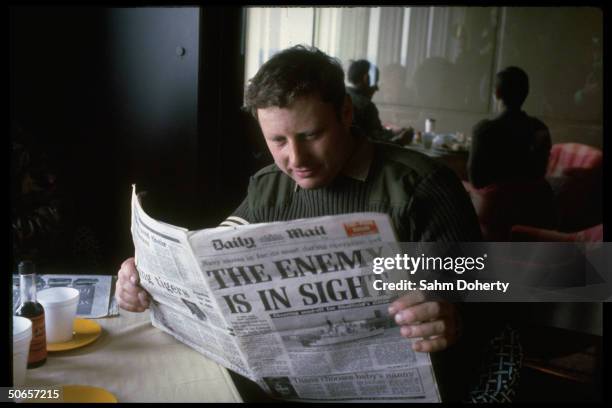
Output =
[{"x1": 115, "y1": 45, "x2": 506, "y2": 402}]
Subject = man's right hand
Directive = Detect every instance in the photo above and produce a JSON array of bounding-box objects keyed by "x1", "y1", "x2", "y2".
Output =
[
  {"x1": 394, "y1": 127, "x2": 414, "y2": 145},
  {"x1": 115, "y1": 257, "x2": 150, "y2": 312}
]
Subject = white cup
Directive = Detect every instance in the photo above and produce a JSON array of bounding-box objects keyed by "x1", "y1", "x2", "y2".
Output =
[
  {"x1": 37, "y1": 287, "x2": 80, "y2": 343},
  {"x1": 13, "y1": 316, "x2": 33, "y2": 386}
]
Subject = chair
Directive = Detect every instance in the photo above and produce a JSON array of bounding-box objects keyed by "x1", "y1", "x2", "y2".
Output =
[
  {"x1": 546, "y1": 143, "x2": 602, "y2": 177},
  {"x1": 545, "y1": 143, "x2": 602, "y2": 231},
  {"x1": 510, "y1": 224, "x2": 603, "y2": 243},
  {"x1": 463, "y1": 179, "x2": 556, "y2": 241}
]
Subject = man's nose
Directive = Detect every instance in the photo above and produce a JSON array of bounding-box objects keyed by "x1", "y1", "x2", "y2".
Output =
[{"x1": 288, "y1": 140, "x2": 307, "y2": 167}]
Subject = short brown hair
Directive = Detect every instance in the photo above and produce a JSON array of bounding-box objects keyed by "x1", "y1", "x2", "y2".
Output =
[{"x1": 243, "y1": 45, "x2": 346, "y2": 120}]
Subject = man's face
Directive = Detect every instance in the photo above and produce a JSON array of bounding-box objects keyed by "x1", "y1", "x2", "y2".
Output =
[{"x1": 257, "y1": 94, "x2": 353, "y2": 189}]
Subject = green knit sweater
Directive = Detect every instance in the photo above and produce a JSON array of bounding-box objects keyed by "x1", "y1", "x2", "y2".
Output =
[
  {"x1": 229, "y1": 140, "x2": 482, "y2": 243},
  {"x1": 225, "y1": 141, "x2": 506, "y2": 402}
]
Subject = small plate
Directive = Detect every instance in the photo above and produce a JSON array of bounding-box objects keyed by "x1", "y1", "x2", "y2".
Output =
[
  {"x1": 47, "y1": 318, "x2": 102, "y2": 352},
  {"x1": 63, "y1": 385, "x2": 117, "y2": 402}
]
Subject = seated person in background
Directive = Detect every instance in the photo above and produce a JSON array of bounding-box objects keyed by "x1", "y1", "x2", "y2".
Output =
[
  {"x1": 115, "y1": 45, "x2": 504, "y2": 401},
  {"x1": 346, "y1": 59, "x2": 413, "y2": 145},
  {"x1": 467, "y1": 66, "x2": 551, "y2": 189}
]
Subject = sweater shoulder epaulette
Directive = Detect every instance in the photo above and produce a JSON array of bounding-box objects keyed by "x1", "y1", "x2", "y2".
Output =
[
  {"x1": 374, "y1": 141, "x2": 444, "y2": 178},
  {"x1": 248, "y1": 164, "x2": 294, "y2": 208},
  {"x1": 252, "y1": 163, "x2": 283, "y2": 180}
]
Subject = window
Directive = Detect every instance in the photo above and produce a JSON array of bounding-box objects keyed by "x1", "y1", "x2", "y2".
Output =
[
  {"x1": 245, "y1": 7, "x2": 500, "y2": 113},
  {"x1": 245, "y1": 7, "x2": 602, "y2": 135}
]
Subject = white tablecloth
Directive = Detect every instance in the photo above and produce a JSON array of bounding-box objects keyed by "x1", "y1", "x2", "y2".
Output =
[{"x1": 25, "y1": 311, "x2": 243, "y2": 402}]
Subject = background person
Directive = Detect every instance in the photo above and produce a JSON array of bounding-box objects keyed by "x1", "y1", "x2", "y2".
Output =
[
  {"x1": 346, "y1": 59, "x2": 413, "y2": 145},
  {"x1": 467, "y1": 66, "x2": 552, "y2": 188}
]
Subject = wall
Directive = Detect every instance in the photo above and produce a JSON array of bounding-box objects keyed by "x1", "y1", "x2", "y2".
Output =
[
  {"x1": 107, "y1": 7, "x2": 200, "y2": 198},
  {"x1": 105, "y1": 7, "x2": 201, "y2": 249}
]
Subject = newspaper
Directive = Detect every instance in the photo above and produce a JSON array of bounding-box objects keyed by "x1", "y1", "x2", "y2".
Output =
[
  {"x1": 131, "y1": 185, "x2": 440, "y2": 402},
  {"x1": 13, "y1": 274, "x2": 116, "y2": 318}
]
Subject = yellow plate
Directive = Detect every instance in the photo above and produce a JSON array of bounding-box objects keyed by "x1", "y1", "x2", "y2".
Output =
[
  {"x1": 62, "y1": 385, "x2": 117, "y2": 402},
  {"x1": 47, "y1": 318, "x2": 102, "y2": 352}
]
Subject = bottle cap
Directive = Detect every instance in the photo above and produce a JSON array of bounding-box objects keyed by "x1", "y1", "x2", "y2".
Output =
[{"x1": 19, "y1": 260, "x2": 36, "y2": 275}]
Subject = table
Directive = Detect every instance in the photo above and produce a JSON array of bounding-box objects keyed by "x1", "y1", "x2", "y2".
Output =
[
  {"x1": 405, "y1": 143, "x2": 469, "y2": 181},
  {"x1": 25, "y1": 311, "x2": 243, "y2": 402}
]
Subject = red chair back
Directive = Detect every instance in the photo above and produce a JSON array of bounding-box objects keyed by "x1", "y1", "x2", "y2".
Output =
[
  {"x1": 546, "y1": 143, "x2": 602, "y2": 177},
  {"x1": 576, "y1": 224, "x2": 604, "y2": 242},
  {"x1": 510, "y1": 223, "x2": 603, "y2": 242}
]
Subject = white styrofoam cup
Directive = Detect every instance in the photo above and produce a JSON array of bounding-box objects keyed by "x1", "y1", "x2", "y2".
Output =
[
  {"x1": 37, "y1": 287, "x2": 80, "y2": 343},
  {"x1": 13, "y1": 316, "x2": 33, "y2": 386}
]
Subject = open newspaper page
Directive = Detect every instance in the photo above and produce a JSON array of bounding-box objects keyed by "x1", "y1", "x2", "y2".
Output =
[
  {"x1": 130, "y1": 185, "x2": 251, "y2": 378},
  {"x1": 130, "y1": 185, "x2": 440, "y2": 402}
]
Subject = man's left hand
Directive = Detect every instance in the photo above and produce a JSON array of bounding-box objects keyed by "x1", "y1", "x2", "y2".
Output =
[{"x1": 389, "y1": 295, "x2": 461, "y2": 352}]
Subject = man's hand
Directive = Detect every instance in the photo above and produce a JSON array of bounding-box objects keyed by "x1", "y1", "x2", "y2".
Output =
[
  {"x1": 115, "y1": 257, "x2": 150, "y2": 312},
  {"x1": 386, "y1": 126, "x2": 414, "y2": 145},
  {"x1": 394, "y1": 128, "x2": 414, "y2": 145},
  {"x1": 389, "y1": 293, "x2": 461, "y2": 352}
]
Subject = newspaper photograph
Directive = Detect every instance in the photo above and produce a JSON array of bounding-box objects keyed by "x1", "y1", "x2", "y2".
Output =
[
  {"x1": 130, "y1": 185, "x2": 441, "y2": 402},
  {"x1": 13, "y1": 274, "x2": 115, "y2": 318}
]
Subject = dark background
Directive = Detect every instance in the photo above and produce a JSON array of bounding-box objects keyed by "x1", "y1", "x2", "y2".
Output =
[{"x1": 10, "y1": 6, "x2": 270, "y2": 271}]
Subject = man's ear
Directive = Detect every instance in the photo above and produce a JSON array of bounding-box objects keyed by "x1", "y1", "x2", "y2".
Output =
[{"x1": 341, "y1": 94, "x2": 353, "y2": 128}]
